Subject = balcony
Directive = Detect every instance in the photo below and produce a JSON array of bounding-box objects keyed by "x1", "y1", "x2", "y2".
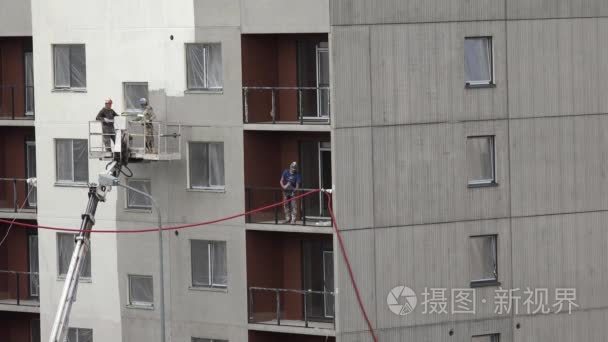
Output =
[
  {"x1": 247, "y1": 231, "x2": 334, "y2": 336},
  {"x1": 248, "y1": 287, "x2": 334, "y2": 335},
  {"x1": 0, "y1": 271, "x2": 39, "y2": 313},
  {"x1": 0, "y1": 178, "x2": 36, "y2": 219},
  {"x1": 245, "y1": 187, "x2": 332, "y2": 232},
  {"x1": 244, "y1": 131, "x2": 332, "y2": 232},
  {"x1": 242, "y1": 34, "x2": 329, "y2": 129},
  {"x1": 0, "y1": 85, "x2": 34, "y2": 123}
]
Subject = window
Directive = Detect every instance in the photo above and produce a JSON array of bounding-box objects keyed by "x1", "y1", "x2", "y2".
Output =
[
  {"x1": 26, "y1": 141, "x2": 37, "y2": 206},
  {"x1": 186, "y1": 43, "x2": 223, "y2": 90},
  {"x1": 464, "y1": 37, "x2": 493, "y2": 86},
  {"x1": 55, "y1": 139, "x2": 88, "y2": 184},
  {"x1": 191, "y1": 240, "x2": 227, "y2": 288},
  {"x1": 472, "y1": 334, "x2": 500, "y2": 342},
  {"x1": 123, "y1": 82, "x2": 148, "y2": 112},
  {"x1": 126, "y1": 179, "x2": 152, "y2": 210},
  {"x1": 128, "y1": 275, "x2": 154, "y2": 307},
  {"x1": 466, "y1": 136, "x2": 495, "y2": 186},
  {"x1": 469, "y1": 235, "x2": 498, "y2": 286},
  {"x1": 192, "y1": 338, "x2": 228, "y2": 342},
  {"x1": 30, "y1": 319, "x2": 40, "y2": 342},
  {"x1": 25, "y1": 51, "x2": 34, "y2": 115},
  {"x1": 189, "y1": 142, "x2": 225, "y2": 189},
  {"x1": 53, "y1": 44, "x2": 86, "y2": 89},
  {"x1": 29, "y1": 234, "x2": 39, "y2": 297},
  {"x1": 66, "y1": 328, "x2": 93, "y2": 342},
  {"x1": 57, "y1": 233, "x2": 91, "y2": 278}
]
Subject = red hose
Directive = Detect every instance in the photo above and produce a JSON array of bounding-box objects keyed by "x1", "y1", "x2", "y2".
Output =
[
  {"x1": 0, "y1": 189, "x2": 320, "y2": 233},
  {"x1": 325, "y1": 192, "x2": 378, "y2": 342}
]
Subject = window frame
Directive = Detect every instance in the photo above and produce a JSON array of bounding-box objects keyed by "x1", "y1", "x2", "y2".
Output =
[
  {"x1": 190, "y1": 239, "x2": 228, "y2": 289},
  {"x1": 66, "y1": 327, "x2": 93, "y2": 342},
  {"x1": 187, "y1": 141, "x2": 226, "y2": 191},
  {"x1": 127, "y1": 274, "x2": 154, "y2": 308},
  {"x1": 192, "y1": 338, "x2": 228, "y2": 342},
  {"x1": 469, "y1": 234, "x2": 500, "y2": 288},
  {"x1": 25, "y1": 140, "x2": 37, "y2": 207},
  {"x1": 466, "y1": 135, "x2": 496, "y2": 187},
  {"x1": 57, "y1": 232, "x2": 91, "y2": 279},
  {"x1": 472, "y1": 333, "x2": 500, "y2": 342},
  {"x1": 123, "y1": 82, "x2": 149, "y2": 113},
  {"x1": 55, "y1": 138, "x2": 89, "y2": 185},
  {"x1": 52, "y1": 44, "x2": 87, "y2": 90},
  {"x1": 464, "y1": 36, "x2": 495, "y2": 88},
  {"x1": 125, "y1": 178, "x2": 153, "y2": 211},
  {"x1": 185, "y1": 43, "x2": 223, "y2": 91}
]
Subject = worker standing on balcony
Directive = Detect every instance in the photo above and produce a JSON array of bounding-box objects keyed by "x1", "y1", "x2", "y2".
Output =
[
  {"x1": 134, "y1": 98, "x2": 156, "y2": 154},
  {"x1": 95, "y1": 98, "x2": 118, "y2": 151},
  {"x1": 280, "y1": 161, "x2": 302, "y2": 224}
]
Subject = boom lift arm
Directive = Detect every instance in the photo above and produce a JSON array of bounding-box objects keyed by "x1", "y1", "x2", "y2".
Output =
[{"x1": 48, "y1": 161, "x2": 124, "y2": 341}]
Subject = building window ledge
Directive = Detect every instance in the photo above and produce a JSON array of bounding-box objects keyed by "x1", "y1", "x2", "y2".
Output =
[
  {"x1": 470, "y1": 280, "x2": 501, "y2": 288},
  {"x1": 54, "y1": 182, "x2": 89, "y2": 188},
  {"x1": 186, "y1": 187, "x2": 226, "y2": 193},
  {"x1": 52, "y1": 88, "x2": 87, "y2": 93},
  {"x1": 126, "y1": 304, "x2": 154, "y2": 310},
  {"x1": 188, "y1": 286, "x2": 228, "y2": 293},
  {"x1": 184, "y1": 89, "x2": 224, "y2": 95},
  {"x1": 467, "y1": 181, "x2": 498, "y2": 189}
]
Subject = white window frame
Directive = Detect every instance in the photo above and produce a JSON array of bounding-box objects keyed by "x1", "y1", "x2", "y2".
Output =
[
  {"x1": 127, "y1": 274, "x2": 154, "y2": 308},
  {"x1": 24, "y1": 51, "x2": 35, "y2": 115},
  {"x1": 57, "y1": 233, "x2": 91, "y2": 279},
  {"x1": 186, "y1": 43, "x2": 223, "y2": 91},
  {"x1": 464, "y1": 36, "x2": 494, "y2": 87},
  {"x1": 190, "y1": 240, "x2": 227, "y2": 289},
  {"x1": 187, "y1": 142, "x2": 225, "y2": 191},
  {"x1": 123, "y1": 82, "x2": 149, "y2": 113},
  {"x1": 125, "y1": 179, "x2": 152, "y2": 210},
  {"x1": 66, "y1": 327, "x2": 93, "y2": 342},
  {"x1": 55, "y1": 138, "x2": 89, "y2": 185},
  {"x1": 469, "y1": 234, "x2": 498, "y2": 285},
  {"x1": 52, "y1": 44, "x2": 87, "y2": 90},
  {"x1": 467, "y1": 135, "x2": 496, "y2": 187}
]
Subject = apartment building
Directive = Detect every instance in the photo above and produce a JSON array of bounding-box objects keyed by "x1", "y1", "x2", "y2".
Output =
[
  {"x1": 0, "y1": 0, "x2": 39, "y2": 341},
  {"x1": 331, "y1": 0, "x2": 608, "y2": 341},
  {"x1": 0, "y1": 0, "x2": 604, "y2": 341}
]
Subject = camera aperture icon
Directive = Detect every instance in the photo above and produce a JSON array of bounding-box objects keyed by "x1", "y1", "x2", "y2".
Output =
[{"x1": 387, "y1": 286, "x2": 417, "y2": 315}]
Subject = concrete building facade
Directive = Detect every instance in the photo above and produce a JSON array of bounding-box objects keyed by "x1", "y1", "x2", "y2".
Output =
[{"x1": 0, "y1": 0, "x2": 606, "y2": 341}]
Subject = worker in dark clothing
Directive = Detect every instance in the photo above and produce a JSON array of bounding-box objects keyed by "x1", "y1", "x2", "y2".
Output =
[
  {"x1": 280, "y1": 161, "x2": 302, "y2": 224},
  {"x1": 96, "y1": 98, "x2": 118, "y2": 152}
]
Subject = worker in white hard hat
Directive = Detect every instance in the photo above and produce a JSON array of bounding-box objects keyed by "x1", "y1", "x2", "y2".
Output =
[
  {"x1": 279, "y1": 161, "x2": 302, "y2": 224},
  {"x1": 95, "y1": 98, "x2": 118, "y2": 151},
  {"x1": 134, "y1": 98, "x2": 156, "y2": 154}
]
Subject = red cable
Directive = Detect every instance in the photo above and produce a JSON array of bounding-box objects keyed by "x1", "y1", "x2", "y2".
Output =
[
  {"x1": 0, "y1": 189, "x2": 320, "y2": 233},
  {"x1": 325, "y1": 192, "x2": 378, "y2": 342}
]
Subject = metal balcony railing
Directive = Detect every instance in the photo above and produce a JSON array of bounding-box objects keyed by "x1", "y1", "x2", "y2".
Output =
[
  {"x1": 0, "y1": 271, "x2": 40, "y2": 307},
  {"x1": 0, "y1": 178, "x2": 37, "y2": 212},
  {"x1": 242, "y1": 86, "x2": 330, "y2": 124},
  {"x1": 0, "y1": 85, "x2": 35, "y2": 120},
  {"x1": 245, "y1": 187, "x2": 332, "y2": 227},
  {"x1": 248, "y1": 287, "x2": 335, "y2": 329}
]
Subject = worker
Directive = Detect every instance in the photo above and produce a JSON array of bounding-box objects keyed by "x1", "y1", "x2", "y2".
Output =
[
  {"x1": 134, "y1": 98, "x2": 156, "y2": 153},
  {"x1": 280, "y1": 161, "x2": 302, "y2": 224},
  {"x1": 95, "y1": 98, "x2": 118, "y2": 152}
]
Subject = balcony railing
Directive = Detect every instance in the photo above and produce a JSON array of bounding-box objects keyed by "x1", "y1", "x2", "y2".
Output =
[
  {"x1": 243, "y1": 87, "x2": 330, "y2": 124},
  {"x1": 0, "y1": 178, "x2": 37, "y2": 212},
  {"x1": 0, "y1": 85, "x2": 35, "y2": 120},
  {"x1": 88, "y1": 120, "x2": 181, "y2": 161},
  {"x1": 248, "y1": 287, "x2": 335, "y2": 330},
  {"x1": 0, "y1": 271, "x2": 40, "y2": 307},
  {"x1": 245, "y1": 187, "x2": 332, "y2": 227}
]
